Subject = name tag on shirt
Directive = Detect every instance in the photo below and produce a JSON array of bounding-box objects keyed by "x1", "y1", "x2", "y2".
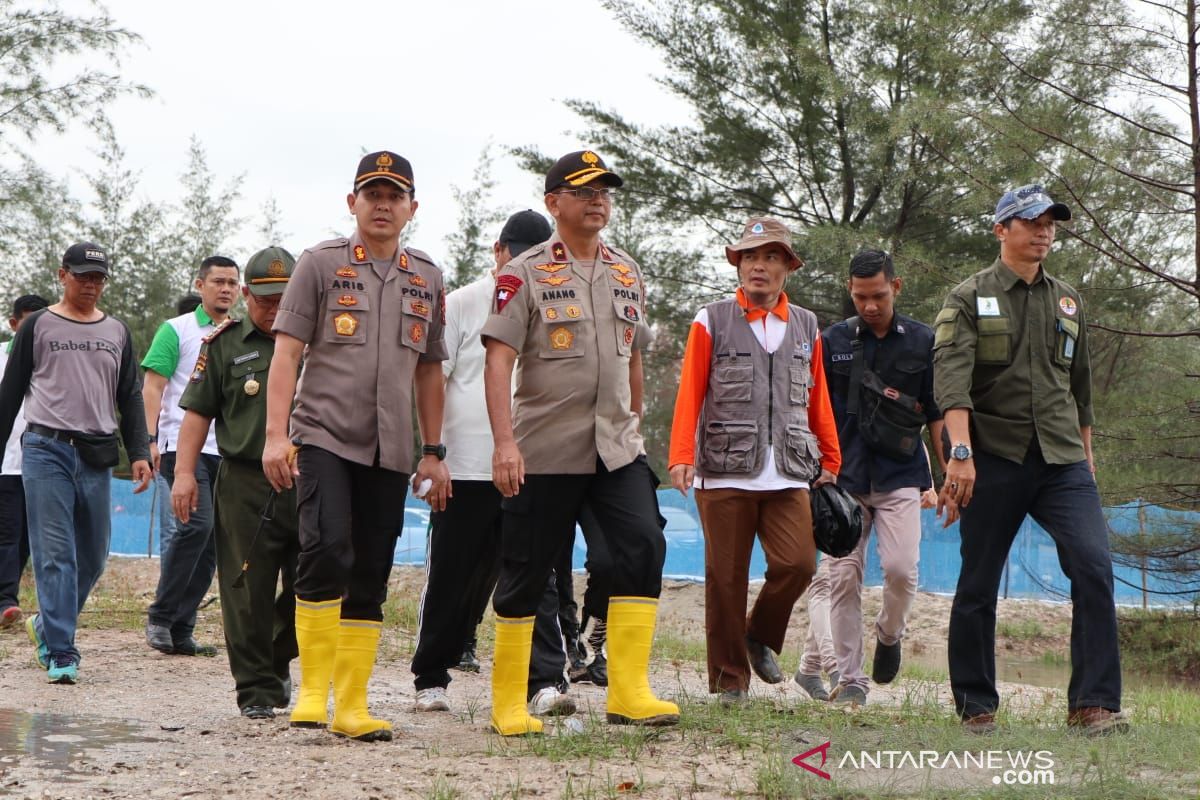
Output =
[{"x1": 977, "y1": 296, "x2": 1000, "y2": 316}]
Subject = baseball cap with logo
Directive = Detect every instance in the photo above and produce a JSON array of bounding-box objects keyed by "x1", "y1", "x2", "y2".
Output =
[
  {"x1": 244, "y1": 246, "x2": 296, "y2": 296},
  {"x1": 993, "y1": 184, "x2": 1071, "y2": 225},
  {"x1": 62, "y1": 242, "x2": 109, "y2": 275},
  {"x1": 544, "y1": 150, "x2": 624, "y2": 193},
  {"x1": 354, "y1": 151, "x2": 414, "y2": 193},
  {"x1": 498, "y1": 210, "x2": 553, "y2": 258},
  {"x1": 725, "y1": 217, "x2": 804, "y2": 270}
]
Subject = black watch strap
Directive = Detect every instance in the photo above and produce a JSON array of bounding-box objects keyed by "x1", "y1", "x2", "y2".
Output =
[{"x1": 422, "y1": 443, "x2": 446, "y2": 460}]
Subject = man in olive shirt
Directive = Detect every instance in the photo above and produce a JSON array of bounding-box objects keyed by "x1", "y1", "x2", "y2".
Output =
[
  {"x1": 934, "y1": 184, "x2": 1125, "y2": 736},
  {"x1": 482, "y1": 150, "x2": 676, "y2": 736},
  {"x1": 172, "y1": 247, "x2": 299, "y2": 720}
]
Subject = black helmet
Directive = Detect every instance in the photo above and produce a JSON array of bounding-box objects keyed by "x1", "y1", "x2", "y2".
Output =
[{"x1": 811, "y1": 484, "x2": 863, "y2": 557}]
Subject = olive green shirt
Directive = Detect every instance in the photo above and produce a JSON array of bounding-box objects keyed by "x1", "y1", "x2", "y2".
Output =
[
  {"x1": 179, "y1": 317, "x2": 277, "y2": 461},
  {"x1": 933, "y1": 258, "x2": 1093, "y2": 465}
]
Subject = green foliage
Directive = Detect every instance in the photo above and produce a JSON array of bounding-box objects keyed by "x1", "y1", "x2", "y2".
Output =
[
  {"x1": 1118, "y1": 610, "x2": 1200, "y2": 680},
  {"x1": 443, "y1": 143, "x2": 505, "y2": 292}
]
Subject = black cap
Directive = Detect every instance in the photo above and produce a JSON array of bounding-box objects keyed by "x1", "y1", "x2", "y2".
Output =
[
  {"x1": 62, "y1": 242, "x2": 109, "y2": 275},
  {"x1": 544, "y1": 150, "x2": 623, "y2": 193},
  {"x1": 498, "y1": 210, "x2": 553, "y2": 258},
  {"x1": 354, "y1": 151, "x2": 414, "y2": 192}
]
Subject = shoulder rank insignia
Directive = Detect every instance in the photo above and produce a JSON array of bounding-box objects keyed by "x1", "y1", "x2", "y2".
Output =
[
  {"x1": 333, "y1": 312, "x2": 359, "y2": 337},
  {"x1": 400, "y1": 252, "x2": 409, "y2": 270},
  {"x1": 352, "y1": 245, "x2": 367, "y2": 263},
  {"x1": 337, "y1": 266, "x2": 358, "y2": 278},
  {"x1": 409, "y1": 273, "x2": 427, "y2": 288},
  {"x1": 537, "y1": 275, "x2": 571, "y2": 287},
  {"x1": 202, "y1": 318, "x2": 238, "y2": 344},
  {"x1": 534, "y1": 262, "x2": 569, "y2": 274},
  {"x1": 337, "y1": 294, "x2": 358, "y2": 307},
  {"x1": 549, "y1": 326, "x2": 575, "y2": 350},
  {"x1": 551, "y1": 242, "x2": 568, "y2": 263},
  {"x1": 599, "y1": 243, "x2": 614, "y2": 263}
]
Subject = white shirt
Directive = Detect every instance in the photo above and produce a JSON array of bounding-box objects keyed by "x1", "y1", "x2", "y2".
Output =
[
  {"x1": 690, "y1": 306, "x2": 809, "y2": 492},
  {"x1": 442, "y1": 274, "x2": 505, "y2": 481},
  {"x1": 0, "y1": 347, "x2": 25, "y2": 474}
]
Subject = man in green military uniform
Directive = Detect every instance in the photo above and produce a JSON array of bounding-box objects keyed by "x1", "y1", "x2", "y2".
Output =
[{"x1": 172, "y1": 247, "x2": 300, "y2": 720}]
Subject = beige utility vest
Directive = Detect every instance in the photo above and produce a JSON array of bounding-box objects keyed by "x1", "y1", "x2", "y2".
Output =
[{"x1": 695, "y1": 298, "x2": 822, "y2": 481}]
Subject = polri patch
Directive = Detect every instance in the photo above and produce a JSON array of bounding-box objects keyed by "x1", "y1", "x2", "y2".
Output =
[{"x1": 495, "y1": 274, "x2": 523, "y2": 312}]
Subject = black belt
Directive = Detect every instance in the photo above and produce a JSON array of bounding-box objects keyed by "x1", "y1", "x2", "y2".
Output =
[{"x1": 27, "y1": 423, "x2": 93, "y2": 446}]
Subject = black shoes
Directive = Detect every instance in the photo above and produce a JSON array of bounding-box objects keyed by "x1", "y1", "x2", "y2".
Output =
[
  {"x1": 746, "y1": 637, "x2": 783, "y2": 684},
  {"x1": 173, "y1": 637, "x2": 217, "y2": 657},
  {"x1": 241, "y1": 705, "x2": 275, "y2": 720},
  {"x1": 570, "y1": 652, "x2": 608, "y2": 686},
  {"x1": 146, "y1": 622, "x2": 175, "y2": 654},
  {"x1": 456, "y1": 643, "x2": 480, "y2": 673},
  {"x1": 871, "y1": 639, "x2": 901, "y2": 684}
]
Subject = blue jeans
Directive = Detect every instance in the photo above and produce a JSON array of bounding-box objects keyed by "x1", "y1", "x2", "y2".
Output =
[
  {"x1": 148, "y1": 452, "x2": 219, "y2": 640},
  {"x1": 156, "y1": 471, "x2": 177, "y2": 555},
  {"x1": 21, "y1": 431, "x2": 113, "y2": 662},
  {"x1": 949, "y1": 442, "x2": 1122, "y2": 717}
]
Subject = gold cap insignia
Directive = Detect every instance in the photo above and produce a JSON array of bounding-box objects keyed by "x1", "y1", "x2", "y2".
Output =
[
  {"x1": 582, "y1": 151, "x2": 599, "y2": 165},
  {"x1": 334, "y1": 312, "x2": 359, "y2": 337},
  {"x1": 267, "y1": 259, "x2": 285, "y2": 277},
  {"x1": 549, "y1": 326, "x2": 575, "y2": 350},
  {"x1": 376, "y1": 153, "x2": 394, "y2": 169}
]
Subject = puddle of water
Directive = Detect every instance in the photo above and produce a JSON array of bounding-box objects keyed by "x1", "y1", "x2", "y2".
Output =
[{"x1": 0, "y1": 708, "x2": 153, "y2": 771}]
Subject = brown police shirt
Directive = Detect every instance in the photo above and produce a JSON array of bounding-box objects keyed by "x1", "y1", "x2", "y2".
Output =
[
  {"x1": 481, "y1": 237, "x2": 653, "y2": 474},
  {"x1": 273, "y1": 232, "x2": 447, "y2": 472}
]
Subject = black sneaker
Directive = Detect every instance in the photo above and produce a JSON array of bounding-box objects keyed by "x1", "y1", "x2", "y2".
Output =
[
  {"x1": 455, "y1": 644, "x2": 480, "y2": 673},
  {"x1": 241, "y1": 705, "x2": 275, "y2": 720},
  {"x1": 746, "y1": 637, "x2": 783, "y2": 684},
  {"x1": 145, "y1": 622, "x2": 175, "y2": 654},
  {"x1": 871, "y1": 639, "x2": 901, "y2": 684},
  {"x1": 578, "y1": 653, "x2": 607, "y2": 686},
  {"x1": 173, "y1": 637, "x2": 217, "y2": 657}
]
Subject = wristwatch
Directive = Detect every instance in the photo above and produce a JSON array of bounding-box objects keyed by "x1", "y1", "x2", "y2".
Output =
[
  {"x1": 950, "y1": 442, "x2": 973, "y2": 461},
  {"x1": 422, "y1": 443, "x2": 447, "y2": 461}
]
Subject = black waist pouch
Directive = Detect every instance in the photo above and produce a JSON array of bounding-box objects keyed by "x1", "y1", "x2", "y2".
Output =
[
  {"x1": 73, "y1": 433, "x2": 121, "y2": 469},
  {"x1": 858, "y1": 371, "x2": 926, "y2": 461}
]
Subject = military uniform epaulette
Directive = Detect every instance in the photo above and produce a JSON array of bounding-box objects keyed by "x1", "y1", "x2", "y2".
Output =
[
  {"x1": 605, "y1": 243, "x2": 636, "y2": 264},
  {"x1": 202, "y1": 317, "x2": 239, "y2": 344},
  {"x1": 403, "y1": 247, "x2": 438, "y2": 268},
  {"x1": 312, "y1": 237, "x2": 349, "y2": 252}
]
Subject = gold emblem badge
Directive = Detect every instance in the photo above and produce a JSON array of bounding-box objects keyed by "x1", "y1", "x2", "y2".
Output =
[
  {"x1": 400, "y1": 253, "x2": 409, "y2": 269},
  {"x1": 624, "y1": 326, "x2": 634, "y2": 346},
  {"x1": 549, "y1": 326, "x2": 574, "y2": 350},
  {"x1": 612, "y1": 273, "x2": 637, "y2": 288},
  {"x1": 582, "y1": 151, "x2": 599, "y2": 165},
  {"x1": 537, "y1": 275, "x2": 571, "y2": 287},
  {"x1": 411, "y1": 300, "x2": 429, "y2": 316},
  {"x1": 334, "y1": 312, "x2": 358, "y2": 336},
  {"x1": 534, "y1": 263, "x2": 569, "y2": 274},
  {"x1": 353, "y1": 245, "x2": 367, "y2": 262},
  {"x1": 409, "y1": 274, "x2": 427, "y2": 288},
  {"x1": 410, "y1": 323, "x2": 424, "y2": 343},
  {"x1": 566, "y1": 305, "x2": 582, "y2": 318},
  {"x1": 267, "y1": 259, "x2": 285, "y2": 277},
  {"x1": 244, "y1": 376, "x2": 260, "y2": 396},
  {"x1": 376, "y1": 152, "x2": 394, "y2": 169},
  {"x1": 336, "y1": 266, "x2": 358, "y2": 278},
  {"x1": 337, "y1": 294, "x2": 358, "y2": 306},
  {"x1": 546, "y1": 307, "x2": 559, "y2": 320},
  {"x1": 611, "y1": 263, "x2": 632, "y2": 275}
]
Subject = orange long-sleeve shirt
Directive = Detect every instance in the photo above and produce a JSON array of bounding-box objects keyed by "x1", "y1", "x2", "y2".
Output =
[{"x1": 668, "y1": 289, "x2": 841, "y2": 476}]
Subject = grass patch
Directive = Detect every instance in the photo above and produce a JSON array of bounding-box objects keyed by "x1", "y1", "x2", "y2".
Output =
[
  {"x1": 1118, "y1": 609, "x2": 1200, "y2": 680},
  {"x1": 996, "y1": 619, "x2": 1046, "y2": 640}
]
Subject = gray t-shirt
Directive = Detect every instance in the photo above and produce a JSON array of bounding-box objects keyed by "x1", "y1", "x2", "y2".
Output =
[{"x1": 0, "y1": 308, "x2": 150, "y2": 462}]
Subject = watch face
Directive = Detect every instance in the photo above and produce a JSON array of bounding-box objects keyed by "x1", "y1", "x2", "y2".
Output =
[{"x1": 952, "y1": 444, "x2": 970, "y2": 460}]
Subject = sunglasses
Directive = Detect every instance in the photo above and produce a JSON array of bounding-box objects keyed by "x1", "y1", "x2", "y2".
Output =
[{"x1": 554, "y1": 186, "x2": 615, "y2": 201}]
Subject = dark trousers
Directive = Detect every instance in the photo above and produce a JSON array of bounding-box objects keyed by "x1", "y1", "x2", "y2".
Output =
[
  {"x1": 578, "y1": 504, "x2": 614, "y2": 621},
  {"x1": 493, "y1": 456, "x2": 665, "y2": 618},
  {"x1": 411, "y1": 480, "x2": 567, "y2": 693},
  {"x1": 215, "y1": 458, "x2": 299, "y2": 710},
  {"x1": 0, "y1": 475, "x2": 29, "y2": 610},
  {"x1": 149, "y1": 452, "x2": 220, "y2": 639},
  {"x1": 294, "y1": 445, "x2": 406, "y2": 622},
  {"x1": 949, "y1": 443, "x2": 1122, "y2": 717}
]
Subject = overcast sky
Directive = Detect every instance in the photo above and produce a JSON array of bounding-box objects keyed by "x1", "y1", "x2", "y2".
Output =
[{"x1": 32, "y1": 0, "x2": 690, "y2": 267}]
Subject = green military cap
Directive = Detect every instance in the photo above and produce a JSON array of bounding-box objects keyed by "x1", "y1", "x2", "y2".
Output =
[{"x1": 244, "y1": 246, "x2": 296, "y2": 296}]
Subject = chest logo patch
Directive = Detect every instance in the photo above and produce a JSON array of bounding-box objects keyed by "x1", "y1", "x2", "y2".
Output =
[
  {"x1": 565, "y1": 305, "x2": 582, "y2": 319},
  {"x1": 333, "y1": 312, "x2": 359, "y2": 337},
  {"x1": 1059, "y1": 296, "x2": 1077, "y2": 316},
  {"x1": 976, "y1": 296, "x2": 1000, "y2": 316},
  {"x1": 337, "y1": 294, "x2": 358, "y2": 307},
  {"x1": 537, "y1": 275, "x2": 571, "y2": 287},
  {"x1": 549, "y1": 326, "x2": 575, "y2": 350},
  {"x1": 336, "y1": 266, "x2": 358, "y2": 278},
  {"x1": 409, "y1": 273, "x2": 428, "y2": 288},
  {"x1": 622, "y1": 305, "x2": 640, "y2": 322}
]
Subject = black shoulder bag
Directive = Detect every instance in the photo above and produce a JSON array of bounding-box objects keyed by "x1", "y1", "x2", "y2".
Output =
[{"x1": 845, "y1": 316, "x2": 927, "y2": 461}]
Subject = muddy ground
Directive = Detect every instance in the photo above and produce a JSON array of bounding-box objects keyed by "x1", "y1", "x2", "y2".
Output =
[{"x1": 0, "y1": 558, "x2": 1078, "y2": 799}]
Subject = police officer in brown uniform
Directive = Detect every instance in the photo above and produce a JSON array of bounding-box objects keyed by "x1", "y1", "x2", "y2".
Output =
[
  {"x1": 263, "y1": 151, "x2": 451, "y2": 742},
  {"x1": 482, "y1": 150, "x2": 677, "y2": 736}
]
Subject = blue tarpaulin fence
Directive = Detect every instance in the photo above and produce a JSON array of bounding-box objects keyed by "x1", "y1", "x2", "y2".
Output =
[{"x1": 109, "y1": 484, "x2": 1195, "y2": 605}]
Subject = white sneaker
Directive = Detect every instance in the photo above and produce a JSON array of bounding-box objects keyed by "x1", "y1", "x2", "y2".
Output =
[
  {"x1": 528, "y1": 686, "x2": 577, "y2": 717},
  {"x1": 415, "y1": 687, "x2": 450, "y2": 712}
]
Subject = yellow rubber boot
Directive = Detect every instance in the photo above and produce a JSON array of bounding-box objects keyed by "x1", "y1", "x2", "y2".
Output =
[
  {"x1": 606, "y1": 596, "x2": 680, "y2": 726},
  {"x1": 330, "y1": 620, "x2": 392, "y2": 742},
  {"x1": 490, "y1": 616, "x2": 543, "y2": 736},
  {"x1": 289, "y1": 598, "x2": 341, "y2": 728}
]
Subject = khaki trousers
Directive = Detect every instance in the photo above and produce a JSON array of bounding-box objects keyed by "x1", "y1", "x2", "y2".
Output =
[
  {"x1": 696, "y1": 487, "x2": 816, "y2": 693},
  {"x1": 799, "y1": 556, "x2": 838, "y2": 675},
  {"x1": 828, "y1": 487, "x2": 921, "y2": 692}
]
